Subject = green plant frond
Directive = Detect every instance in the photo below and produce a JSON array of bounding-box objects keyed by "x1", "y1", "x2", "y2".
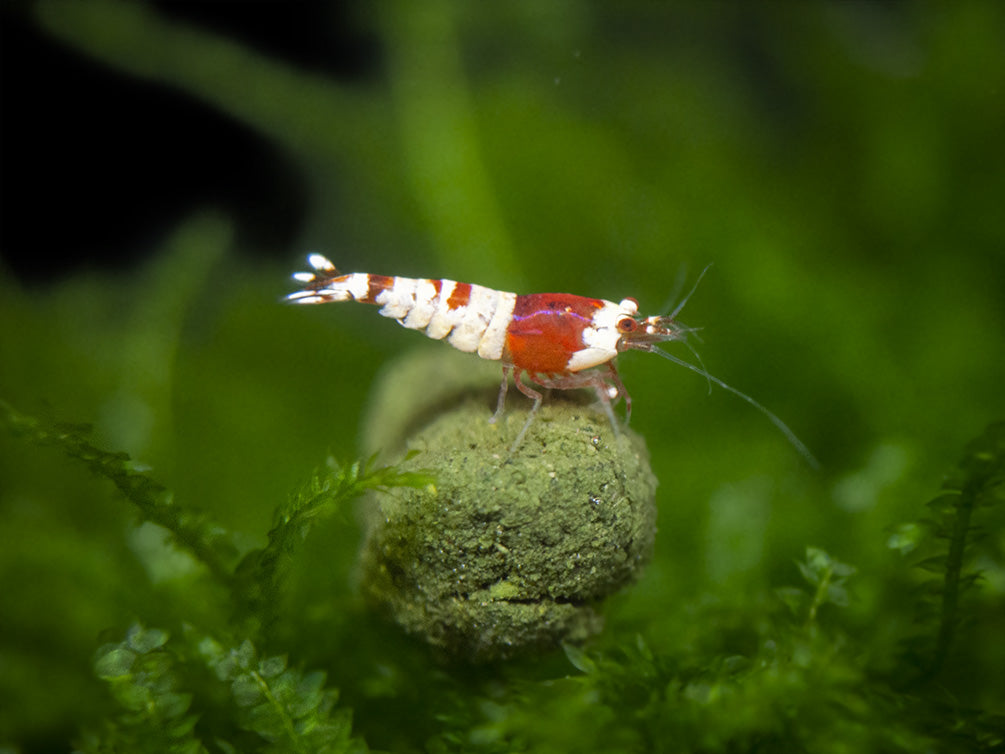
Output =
[
  {"x1": 82, "y1": 624, "x2": 364, "y2": 754},
  {"x1": 0, "y1": 400, "x2": 239, "y2": 586},
  {"x1": 80, "y1": 624, "x2": 209, "y2": 754},
  {"x1": 782, "y1": 547, "x2": 858, "y2": 626},
  {"x1": 195, "y1": 632, "x2": 361, "y2": 754},
  {"x1": 232, "y1": 455, "x2": 434, "y2": 638},
  {"x1": 2, "y1": 399, "x2": 431, "y2": 645},
  {"x1": 895, "y1": 422, "x2": 1005, "y2": 683},
  {"x1": 444, "y1": 602, "x2": 934, "y2": 754}
]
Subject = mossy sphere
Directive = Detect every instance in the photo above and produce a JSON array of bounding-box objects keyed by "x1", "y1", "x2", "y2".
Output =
[{"x1": 358, "y1": 350, "x2": 658, "y2": 661}]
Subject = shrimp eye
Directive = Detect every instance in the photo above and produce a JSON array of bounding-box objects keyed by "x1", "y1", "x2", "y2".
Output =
[{"x1": 617, "y1": 317, "x2": 638, "y2": 333}]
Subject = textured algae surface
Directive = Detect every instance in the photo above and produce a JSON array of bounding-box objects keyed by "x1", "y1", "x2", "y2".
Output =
[{"x1": 359, "y1": 393, "x2": 658, "y2": 661}]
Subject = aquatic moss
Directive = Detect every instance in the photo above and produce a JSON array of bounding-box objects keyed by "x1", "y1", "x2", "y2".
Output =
[{"x1": 358, "y1": 350, "x2": 658, "y2": 661}]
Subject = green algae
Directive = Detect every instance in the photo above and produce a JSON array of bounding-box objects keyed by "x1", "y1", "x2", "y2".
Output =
[{"x1": 358, "y1": 349, "x2": 658, "y2": 661}]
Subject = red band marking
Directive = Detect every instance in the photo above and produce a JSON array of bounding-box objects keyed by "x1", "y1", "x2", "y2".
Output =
[
  {"x1": 447, "y1": 282, "x2": 472, "y2": 310},
  {"x1": 364, "y1": 274, "x2": 395, "y2": 303}
]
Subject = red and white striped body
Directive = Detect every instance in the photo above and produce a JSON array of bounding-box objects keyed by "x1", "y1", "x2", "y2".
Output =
[
  {"x1": 288, "y1": 254, "x2": 641, "y2": 377},
  {"x1": 287, "y1": 254, "x2": 818, "y2": 464}
]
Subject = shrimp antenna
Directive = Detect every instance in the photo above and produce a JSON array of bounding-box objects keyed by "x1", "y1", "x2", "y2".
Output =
[
  {"x1": 678, "y1": 333, "x2": 712, "y2": 395},
  {"x1": 651, "y1": 345, "x2": 820, "y2": 469},
  {"x1": 658, "y1": 264, "x2": 691, "y2": 316},
  {"x1": 668, "y1": 262, "x2": 713, "y2": 321}
]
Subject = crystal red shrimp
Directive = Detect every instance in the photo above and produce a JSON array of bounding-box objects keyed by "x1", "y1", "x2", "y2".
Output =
[{"x1": 287, "y1": 254, "x2": 817, "y2": 466}]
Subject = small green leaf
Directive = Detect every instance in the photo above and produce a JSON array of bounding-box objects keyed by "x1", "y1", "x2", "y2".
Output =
[
  {"x1": 233, "y1": 640, "x2": 256, "y2": 669},
  {"x1": 258, "y1": 654, "x2": 287, "y2": 679},
  {"x1": 887, "y1": 522, "x2": 923, "y2": 554},
  {"x1": 231, "y1": 673, "x2": 264, "y2": 707},
  {"x1": 776, "y1": 586, "x2": 808, "y2": 617},
  {"x1": 127, "y1": 624, "x2": 170, "y2": 654},
  {"x1": 288, "y1": 671, "x2": 327, "y2": 717},
  {"x1": 157, "y1": 691, "x2": 194, "y2": 719},
  {"x1": 826, "y1": 583, "x2": 850, "y2": 607},
  {"x1": 95, "y1": 646, "x2": 137, "y2": 679},
  {"x1": 563, "y1": 642, "x2": 597, "y2": 674}
]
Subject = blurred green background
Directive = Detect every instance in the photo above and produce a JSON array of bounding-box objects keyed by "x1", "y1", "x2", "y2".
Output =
[{"x1": 1, "y1": 1, "x2": 1003, "y2": 750}]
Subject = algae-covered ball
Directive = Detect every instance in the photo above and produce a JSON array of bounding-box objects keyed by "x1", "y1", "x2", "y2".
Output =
[{"x1": 358, "y1": 350, "x2": 658, "y2": 661}]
